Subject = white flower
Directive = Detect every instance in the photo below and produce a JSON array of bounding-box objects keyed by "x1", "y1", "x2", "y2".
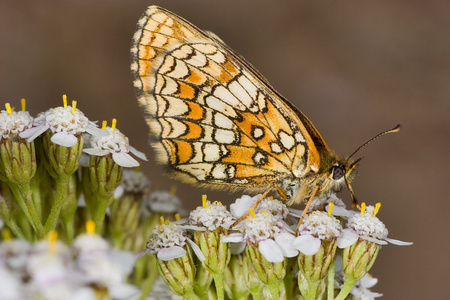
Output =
[
  {"x1": 337, "y1": 205, "x2": 413, "y2": 248},
  {"x1": 83, "y1": 126, "x2": 147, "y2": 167},
  {"x1": 143, "y1": 190, "x2": 182, "y2": 214},
  {"x1": 73, "y1": 234, "x2": 139, "y2": 299},
  {"x1": 146, "y1": 222, "x2": 205, "y2": 261},
  {"x1": 0, "y1": 109, "x2": 33, "y2": 140},
  {"x1": 350, "y1": 274, "x2": 383, "y2": 300},
  {"x1": 222, "y1": 212, "x2": 297, "y2": 262},
  {"x1": 293, "y1": 211, "x2": 342, "y2": 255},
  {"x1": 189, "y1": 200, "x2": 233, "y2": 231},
  {"x1": 230, "y1": 194, "x2": 288, "y2": 221},
  {"x1": 114, "y1": 169, "x2": 151, "y2": 198},
  {"x1": 20, "y1": 105, "x2": 105, "y2": 146}
]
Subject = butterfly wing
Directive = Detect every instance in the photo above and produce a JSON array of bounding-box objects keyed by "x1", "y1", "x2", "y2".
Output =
[{"x1": 131, "y1": 6, "x2": 325, "y2": 190}]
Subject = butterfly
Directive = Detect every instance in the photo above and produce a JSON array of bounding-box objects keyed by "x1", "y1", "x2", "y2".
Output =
[{"x1": 130, "y1": 6, "x2": 399, "y2": 216}]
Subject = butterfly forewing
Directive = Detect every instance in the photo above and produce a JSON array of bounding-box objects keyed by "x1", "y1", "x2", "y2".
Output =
[{"x1": 131, "y1": 6, "x2": 323, "y2": 191}]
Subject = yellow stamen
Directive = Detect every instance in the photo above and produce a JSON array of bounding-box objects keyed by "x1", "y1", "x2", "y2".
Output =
[
  {"x1": 249, "y1": 208, "x2": 255, "y2": 218},
  {"x1": 71, "y1": 100, "x2": 77, "y2": 115},
  {"x1": 86, "y1": 220, "x2": 96, "y2": 234},
  {"x1": 360, "y1": 202, "x2": 366, "y2": 215},
  {"x1": 328, "y1": 202, "x2": 334, "y2": 216},
  {"x1": 160, "y1": 216, "x2": 165, "y2": 225},
  {"x1": 48, "y1": 231, "x2": 58, "y2": 255},
  {"x1": 175, "y1": 213, "x2": 181, "y2": 221},
  {"x1": 374, "y1": 202, "x2": 381, "y2": 216},
  {"x1": 2, "y1": 228, "x2": 11, "y2": 241},
  {"x1": 111, "y1": 118, "x2": 117, "y2": 130},
  {"x1": 102, "y1": 120, "x2": 107, "y2": 130},
  {"x1": 62, "y1": 94, "x2": 67, "y2": 107},
  {"x1": 202, "y1": 194, "x2": 207, "y2": 207},
  {"x1": 170, "y1": 186, "x2": 177, "y2": 195},
  {"x1": 21, "y1": 98, "x2": 26, "y2": 111},
  {"x1": 5, "y1": 103, "x2": 12, "y2": 114},
  {"x1": 134, "y1": 166, "x2": 140, "y2": 173}
]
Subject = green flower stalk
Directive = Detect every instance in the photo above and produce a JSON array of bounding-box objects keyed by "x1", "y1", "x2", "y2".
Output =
[
  {"x1": 242, "y1": 253, "x2": 265, "y2": 300},
  {"x1": 223, "y1": 254, "x2": 250, "y2": 300},
  {"x1": 0, "y1": 103, "x2": 43, "y2": 238},
  {"x1": 189, "y1": 196, "x2": 233, "y2": 300},
  {"x1": 293, "y1": 210, "x2": 342, "y2": 300},
  {"x1": 18, "y1": 98, "x2": 106, "y2": 237},
  {"x1": 334, "y1": 203, "x2": 413, "y2": 300},
  {"x1": 82, "y1": 120, "x2": 147, "y2": 233},
  {"x1": 108, "y1": 169, "x2": 149, "y2": 248},
  {"x1": 145, "y1": 219, "x2": 203, "y2": 300}
]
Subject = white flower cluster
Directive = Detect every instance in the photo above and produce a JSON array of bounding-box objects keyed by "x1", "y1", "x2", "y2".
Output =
[
  {"x1": 0, "y1": 234, "x2": 139, "y2": 300},
  {"x1": 0, "y1": 110, "x2": 33, "y2": 140},
  {"x1": 189, "y1": 201, "x2": 233, "y2": 231}
]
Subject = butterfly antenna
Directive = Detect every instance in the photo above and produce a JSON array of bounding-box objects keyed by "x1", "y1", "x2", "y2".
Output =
[{"x1": 347, "y1": 124, "x2": 402, "y2": 159}]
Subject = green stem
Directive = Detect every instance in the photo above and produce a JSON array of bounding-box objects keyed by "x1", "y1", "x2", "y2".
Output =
[
  {"x1": 267, "y1": 282, "x2": 281, "y2": 299},
  {"x1": 44, "y1": 175, "x2": 70, "y2": 234},
  {"x1": 250, "y1": 289, "x2": 263, "y2": 300},
  {"x1": 213, "y1": 273, "x2": 225, "y2": 300},
  {"x1": 303, "y1": 280, "x2": 320, "y2": 300},
  {"x1": 334, "y1": 277, "x2": 357, "y2": 300},
  {"x1": 183, "y1": 290, "x2": 200, "y2": 300},
  {"x1": 9, "y1": 183, "x2": 44, "y2": 238},
  {"x1": 4, "y1": 220, "x2": 26, "y2": 240},
  {"x1": 91, "y1": 194, "x2": 111, "y2": 233},
  {"x1": 327, "y1": 258, "x2": 335, "y2": 300},
  {"x1": 138, "y1": 274, "x2": 156, "y2": 300},
  {"x1": 30, "y1": 175, "x2": 42, "y2": 222}
]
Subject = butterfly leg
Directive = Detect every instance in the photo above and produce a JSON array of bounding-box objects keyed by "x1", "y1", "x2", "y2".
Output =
[
  {"x1": 231, "y1": 185, "x2": 276, "y2": 227},
  {"x1": 295, "y1": 184, "x2": 320, "y2": 235}
]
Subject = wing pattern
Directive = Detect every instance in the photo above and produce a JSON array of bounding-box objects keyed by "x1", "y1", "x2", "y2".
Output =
[{"x1": 131, "y1": 6, "x2": 320, "y2": 189}]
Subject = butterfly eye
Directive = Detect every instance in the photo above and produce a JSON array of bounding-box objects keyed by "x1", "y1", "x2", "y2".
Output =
[{"x1": 332, "y1": 165, "x2": 345, "y2": 180}]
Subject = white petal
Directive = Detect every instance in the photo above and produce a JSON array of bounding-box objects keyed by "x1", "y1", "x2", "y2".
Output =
[
  {"x1": 51, "y1": 132, "x2": 78, "y2": 147},
  {"x1": 135, "y1": 249, "x2": 149, "y2": 259},
  {"x1": 157, "y1": 246, "x2": 186, "y2": 261},
  {"x1": 337, "y1": 229, "x2": 359, "y2": 248},
  {"x1": 186, "y1": 238, "x2": 205, "y2": 261},
  {"x1": 230, "y1": 242, "x2": 246, "y2": 255},
  {"x1": 363, "y1": 236, "x2": 388, "y2": 245},
  {"x1": 129, "y1": 146, "x2": 148, "y2": 161},
  {"x1": 275, "y1": 232, "x2": 298, "y2": 257},
  {"x1": 385, "y1": 237, "x2": 413, "y2": 246},
  {"x1": 114, "y1": 186, "x2": 124, "y2": 199},
  {"x1": 259, "y1": 239, "x2": 284, "y2": 262},
  {"x1": 19, "y1": 124, "x2": 49, "y2": 142},
  {"x1": 293, "y1": 235, "x2": 321, "y2": 255},
  {"x1": 83, "y1": 148, "x2": 110, "y2": 156},
  {"x1": 221, "y1": 233, "x2": 244, "y2": 243},
  {"x1": 86, "y1": 125, "x2": 109, "y2": 136},
  {"x1": 229, "y1": 194, "x2": 260, "y2": 218},
  {"x1": 359, "y1": 273, "x2": 378, "y2": 288},
  {"x1": 112, "y1": 152, "x2": 139, "y2": 167},
  {"x1": 328, "y1": 205, "x2": 352, "y2": 219}
]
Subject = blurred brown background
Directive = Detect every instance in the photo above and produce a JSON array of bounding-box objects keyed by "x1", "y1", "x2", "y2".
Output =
[{"x1": 1, "y1": 1, "x2": 448, "y2": 299}]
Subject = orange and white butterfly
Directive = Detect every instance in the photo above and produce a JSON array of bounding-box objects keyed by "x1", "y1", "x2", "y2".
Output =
[{"x1": 130, "y1": 6, "x2": 378, "y2": 208}]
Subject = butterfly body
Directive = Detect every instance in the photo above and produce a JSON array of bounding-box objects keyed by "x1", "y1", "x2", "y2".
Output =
[{"x1": 131, "y1": 6, "x2": 358, "y2": 205}]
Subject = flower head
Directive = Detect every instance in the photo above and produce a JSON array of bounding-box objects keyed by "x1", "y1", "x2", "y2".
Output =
[
  {"x1": 144, "y1": 190, "x2": 182, "y2": 215},
  {"x1": 20, "y1": 102, "x2": 104, "y2": 147},
  {"x1": 293, "y1": 211, "x2": 342, "y2": 255},
  {"x1": 145, "y1": 221, "x2": 204, "y2": 261},
  {"x1": 0, "y1": 108, "x2": 33, "y2": 141},
  {"x1": 337, "y1": 204, "x2": 413, "y2": 248},
  {"x1": 83, "y1": 126, "x2": 147, "y2": 167},
  {"x1": 189, "y1": 200, "x2": 233, "y2": 231},
  {"x1": 223, "y1": 212, "x2": 297, "y2": 262}
]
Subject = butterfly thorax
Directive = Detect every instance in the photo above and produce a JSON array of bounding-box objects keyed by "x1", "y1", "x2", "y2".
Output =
[{"x1": 281, "y1": 153, "x2": 358, "y2": 206}]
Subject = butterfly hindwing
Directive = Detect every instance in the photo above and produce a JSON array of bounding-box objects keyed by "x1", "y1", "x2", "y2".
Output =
[{"x1": 131, "y1": 6, "x2": 322, "y2": 189}]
